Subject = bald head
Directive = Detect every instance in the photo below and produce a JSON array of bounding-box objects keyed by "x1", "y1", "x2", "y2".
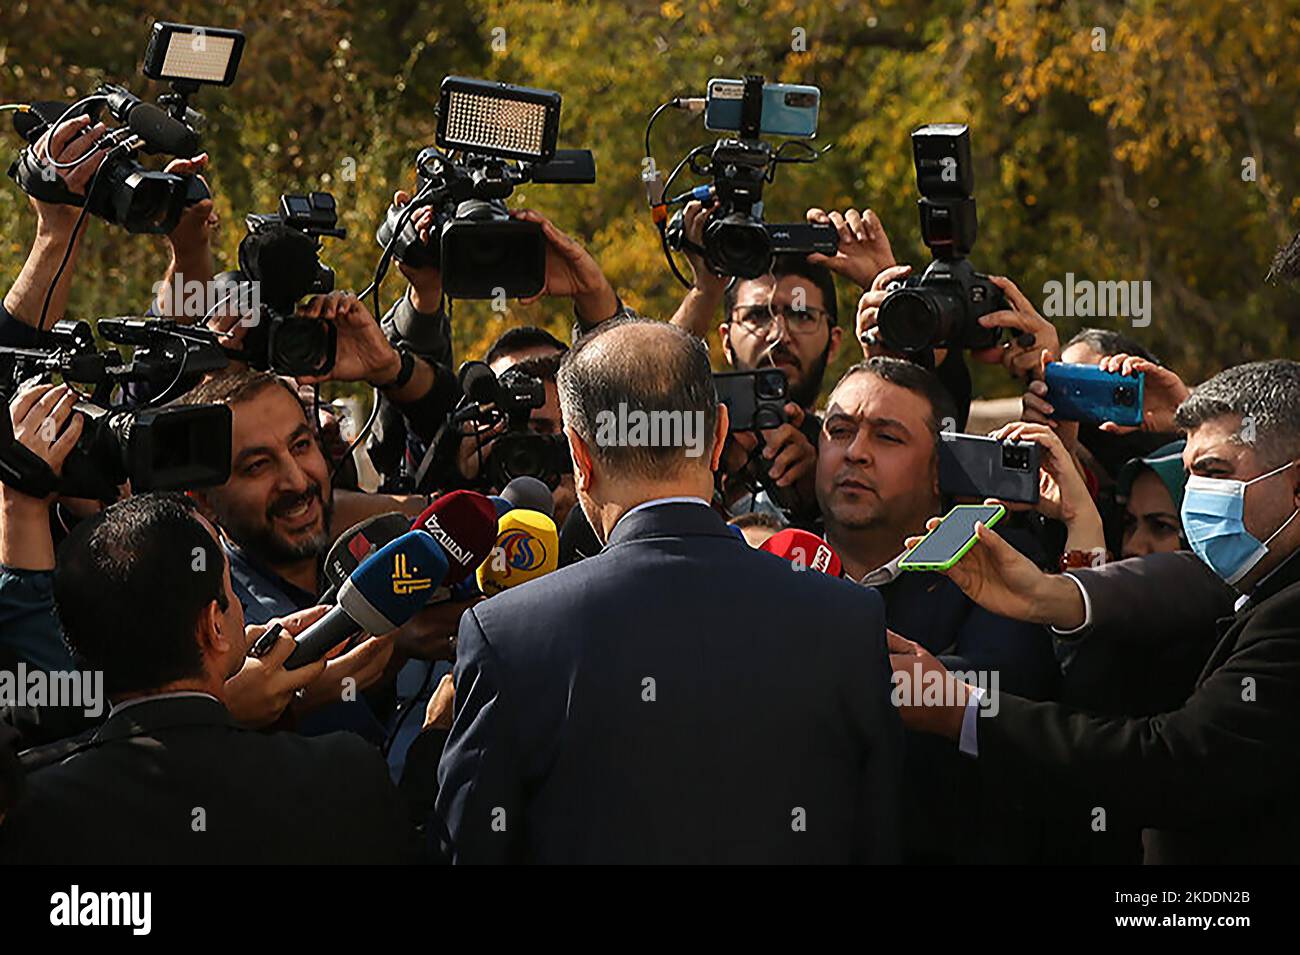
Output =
[{"x1": 558, "y1": 318, "x2": 720, "y2": 480}]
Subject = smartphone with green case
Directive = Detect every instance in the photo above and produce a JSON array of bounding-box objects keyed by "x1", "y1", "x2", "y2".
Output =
[{"x1": 898, "y1": 503, "x2": 1006, "y2": 572}]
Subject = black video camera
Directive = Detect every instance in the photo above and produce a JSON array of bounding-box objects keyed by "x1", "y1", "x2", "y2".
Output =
[
  {"x1": 376, "y1": 77, "x2": 596, "y2": 299},
  {"x1": 662, "y1": 74, "x2": 837, "y2": 280},
  {"x1": 446, "y1": 361, "x2": 571, "y2": 490},
  {"x1": 7, "y1": 22, "x2": 244, "y2": 235},
  {"x1": 226, "y1": 192, "x2": 343, "y2": 377},
  {"x1": 875, "y1": 124, "x2": 1007, "y2": 354},
  {"x1": 0, "y1": 319, "x2": 232, "y2": 501}
]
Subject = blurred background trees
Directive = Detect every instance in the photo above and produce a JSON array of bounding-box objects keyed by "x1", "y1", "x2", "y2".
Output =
[{"x1": 2, "y1": 0, "x2": 1297, "y2": 404}]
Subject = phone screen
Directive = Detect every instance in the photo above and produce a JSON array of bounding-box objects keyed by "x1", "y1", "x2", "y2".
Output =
[{"x1": 900, "y1": 504, "x2": 1003, "y2": 568}]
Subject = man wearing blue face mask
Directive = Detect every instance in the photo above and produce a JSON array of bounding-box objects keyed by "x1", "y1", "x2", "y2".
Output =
[{"x1": 885, "y1": 359, "x2": 1300, "y2": 863}]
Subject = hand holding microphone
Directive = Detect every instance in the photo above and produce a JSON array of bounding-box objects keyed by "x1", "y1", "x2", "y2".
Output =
[{"x1": 285, "y1": 530, "x2": 450, "y2": 670}]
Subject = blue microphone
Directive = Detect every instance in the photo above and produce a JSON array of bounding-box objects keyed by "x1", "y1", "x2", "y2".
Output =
[{"x1": 284, "y1": 531, "x2": 449, "y2": 669}]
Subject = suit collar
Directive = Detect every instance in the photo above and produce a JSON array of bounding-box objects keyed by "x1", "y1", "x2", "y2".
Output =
[
  {"x1": 605, "y1": 500, "x2": 733, "y2": 549},
  {"x1": 95, "y1": 693, "x2": 233, "y2": 743},
  {"x1": 1241, "y1": 547, "x2": 1300, "y2": 612}
]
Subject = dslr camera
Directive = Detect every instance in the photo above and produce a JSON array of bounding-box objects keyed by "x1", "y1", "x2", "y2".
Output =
[
  {"x1": 0, "y1": 319, "x2": 231, "y2": 501},
  {"x1": 376, "y1": 77, "x2": 596, "y2": 299},
  {"x1": 447, "y1": 361, "x2": 572, "y2": 490},
  {"x1": 7, "y1": 22, "x2": 244, "y2": 234},
  {"x1": 875, "y1": 124, "x2": 1008, "y2": 354},
  {"x1": 662, "y1": 74, "x2": 837, "y2": 280},
  {"x1": 223, "y1": 191, "x2": 343, "y2": 377}
]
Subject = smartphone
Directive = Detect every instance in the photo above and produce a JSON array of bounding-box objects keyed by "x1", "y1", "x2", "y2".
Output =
[
  {"x1": 704, "y1": 79, "x2": 820, "y2": 138},
  {"x1": 898, "y1": 503, "x2": 1005, "y2": 572},
  {"x1": 1044, "y1": 362, "x2": 1145, "y2": 427},
  {"x1": 938, "y1": 434, "x2": 1040, "y2": 504},
  {"x1": 714, "y1": 369, "x2": 789, "y2": 432}
]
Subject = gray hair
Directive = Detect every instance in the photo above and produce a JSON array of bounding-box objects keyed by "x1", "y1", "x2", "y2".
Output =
[
  {"x1": 557, "y1": 318, "x2": 719, "y2": 479},
  {"x1": 1174, "y1": 359, "x2": 1300, "y2": 467}
]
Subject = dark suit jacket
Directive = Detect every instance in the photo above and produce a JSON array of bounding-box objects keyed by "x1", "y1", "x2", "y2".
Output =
[
  {"x1": 435, "y1": 502, "x2": 902, "y2": 864},
  {"x1": 877, "y1": 570, "x2": 1059, "y2": 863},
  {"x1": 978, "y1": 548, "x2": 1300, "y2": 864},
  {"x1": 0, "y1": 695, "x2": 413, "y2": 864},
  {"x1": 1060, "y1": 551, "x2": 1235, "y2": 716}
]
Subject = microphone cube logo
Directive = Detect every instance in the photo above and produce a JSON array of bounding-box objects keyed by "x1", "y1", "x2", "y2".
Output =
[{"x1": 391, "y1": 553, "x2": 433, "y2": 595}]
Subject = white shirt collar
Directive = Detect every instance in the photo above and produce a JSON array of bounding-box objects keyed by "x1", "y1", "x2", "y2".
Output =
[
  {"x1": 856, "y1": 551, "x2": 907, "y2": 587},
  {"x1": 610, "y1": 496, "x2": 712, "y2": 536}
]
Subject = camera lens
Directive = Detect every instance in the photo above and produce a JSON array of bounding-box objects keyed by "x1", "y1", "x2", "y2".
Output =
[
  {"x1": 755, "y1": 370, "x2": 787, "y2": 401},
  {"x1": 706, "y1": 217, "x2": 771, "y2": 279},
  {"x1": 754, "y1": 408, "x2": 783, "y2": 430},
  {"x1": 1001, "y1": 444, "x2": 1030, "y2": 472},
  {"x1": 1114, "y1": 386, "x2": 1136, "y2": 406},
  {"x1": 876, "y1": 288, "x2": 942, "y2": 352}
]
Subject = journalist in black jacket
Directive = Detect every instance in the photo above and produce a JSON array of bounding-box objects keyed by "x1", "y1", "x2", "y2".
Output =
[
  {"x1": 891, "y1": 359, "x2": 1300, "y2": 863},
  {"x1": 0, "y1": 493, "x2": 414, "y2": 864}
]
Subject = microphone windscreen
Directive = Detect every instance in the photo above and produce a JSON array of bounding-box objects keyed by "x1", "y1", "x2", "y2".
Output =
[
  {"x1": 488, "y1": 495, "x2": 512, "y2": 518},
  {"x1": 344, "y1": 530, "x2": 450, "y2": 631},
  {"x1": 477, "y1": 509, "x2": 559, "y2": 594},
  {"x1": 459, "y1": 361, "x2": 500, "y2": 405},
  {"x1": 500, "y1": 475, "x2": 554, "y2": 518},
  {"x1": 410, "y1": 490, "x2": 498, "y2": 584},
  {"x1": 759, "y1": 528, "x2": 843, "y2": 576},
  {"x1": 322, "y1": 512, "x2": 412, "y2": 593},
  {"x1": 127, "y1": 101, "x2": 199, "y2": 156}
]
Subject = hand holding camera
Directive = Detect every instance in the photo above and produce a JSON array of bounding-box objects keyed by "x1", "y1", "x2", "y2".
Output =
[
  {"x1": 1093, "y1": 353, "x2": 1189, "y2": 434},
  {"x1": 987, "y1": 420, "x2": 1104, "y2": 555},
  {"x1": 805, "y1": 206, "x2": 896, "y2": 290},
  {"x1": 511, "y1": 208, "x2": 620, "y2": 324}
]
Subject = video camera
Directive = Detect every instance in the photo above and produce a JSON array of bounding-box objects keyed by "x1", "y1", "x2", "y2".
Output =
[
  {"x1": 446, "y1": 361, "x2": 571, "y2": 490},
  {"x1": 222, "y1": 191, "x2": 343, "y2": 377},
  {"x1": 659, "y1": 74, "x2": 837, "y2": 281},
  {"x1": 0, "y1": 319, "x2": 232, "y2": 500},
  {"x1": 376, "y1": 77, "x2": 596, "y2": 299},
  {"x1": 875, "y1": 124, "x2": 1008, "y2": 354},
  {"x1": 7, "y1": 22, "x2": 244, "y2": 235}
]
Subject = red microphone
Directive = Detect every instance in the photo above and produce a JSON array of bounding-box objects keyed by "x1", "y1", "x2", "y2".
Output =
[
  {"x1": 410, "y1": 490, "x2": 499, "y2": 585},
  {"x1": 759, "y1": 528, "x2": 843, "y2": 576}
]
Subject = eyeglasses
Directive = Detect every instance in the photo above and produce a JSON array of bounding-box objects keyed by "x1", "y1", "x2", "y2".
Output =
[{"x1": 731, "y1": 303, "x2": 830, "y2": 336}]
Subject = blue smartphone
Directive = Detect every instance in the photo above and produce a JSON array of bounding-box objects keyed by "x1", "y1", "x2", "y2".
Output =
[
  {"x1": 1043, "y1": 362, "x2": 1145, "y2": 427},
  {"x1": 704, "y1": 79, "x2": 820, "y2": 138}
]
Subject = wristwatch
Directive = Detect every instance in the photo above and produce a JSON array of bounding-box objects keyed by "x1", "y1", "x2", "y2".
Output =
[{"x1": 381, "y1": 348, "x2": 417, "y2": 391}]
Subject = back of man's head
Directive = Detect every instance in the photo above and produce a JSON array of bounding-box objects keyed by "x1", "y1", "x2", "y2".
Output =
[
  {"x1": 53, "y1": 493, "x2": 229, "y2": 697},
  {"x1": 558, "y1": 318, "x2": 719, "y2": 485}
]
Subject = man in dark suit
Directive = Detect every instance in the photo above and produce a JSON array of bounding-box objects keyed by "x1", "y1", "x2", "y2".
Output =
[
  {"x1": 891, "y1": 359, "x2": 1300, "y2": 863},
  {"x1": 435, "y1": 318, "x2": 902, "y2": 864},
  {"x1": 0, "y1": 493, "x2": 412, "y2": 864}
]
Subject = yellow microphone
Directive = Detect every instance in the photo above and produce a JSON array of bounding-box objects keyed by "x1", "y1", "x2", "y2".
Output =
[{"x1": 476, "y1": 508, "x2": 559, "y2": 595}]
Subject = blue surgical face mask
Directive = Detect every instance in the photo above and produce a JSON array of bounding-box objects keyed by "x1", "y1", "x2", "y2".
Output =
[{"x1": 1181, "y1": 461, "x2": 1299, "y2": 586}]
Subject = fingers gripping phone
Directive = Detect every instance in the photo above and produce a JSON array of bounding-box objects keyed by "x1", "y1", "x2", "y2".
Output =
[
  {"x1": 1043, "y1": 362, "x2": 1145, "y2": 427},
  {"x1": 899, "y1": 503, "x2": 1005, "y2": 572}
]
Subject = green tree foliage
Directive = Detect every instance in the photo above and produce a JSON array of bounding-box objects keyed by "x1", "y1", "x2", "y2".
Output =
[{"x1": 2, "y1": 0, "x2": 1297, "y2": 401}]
